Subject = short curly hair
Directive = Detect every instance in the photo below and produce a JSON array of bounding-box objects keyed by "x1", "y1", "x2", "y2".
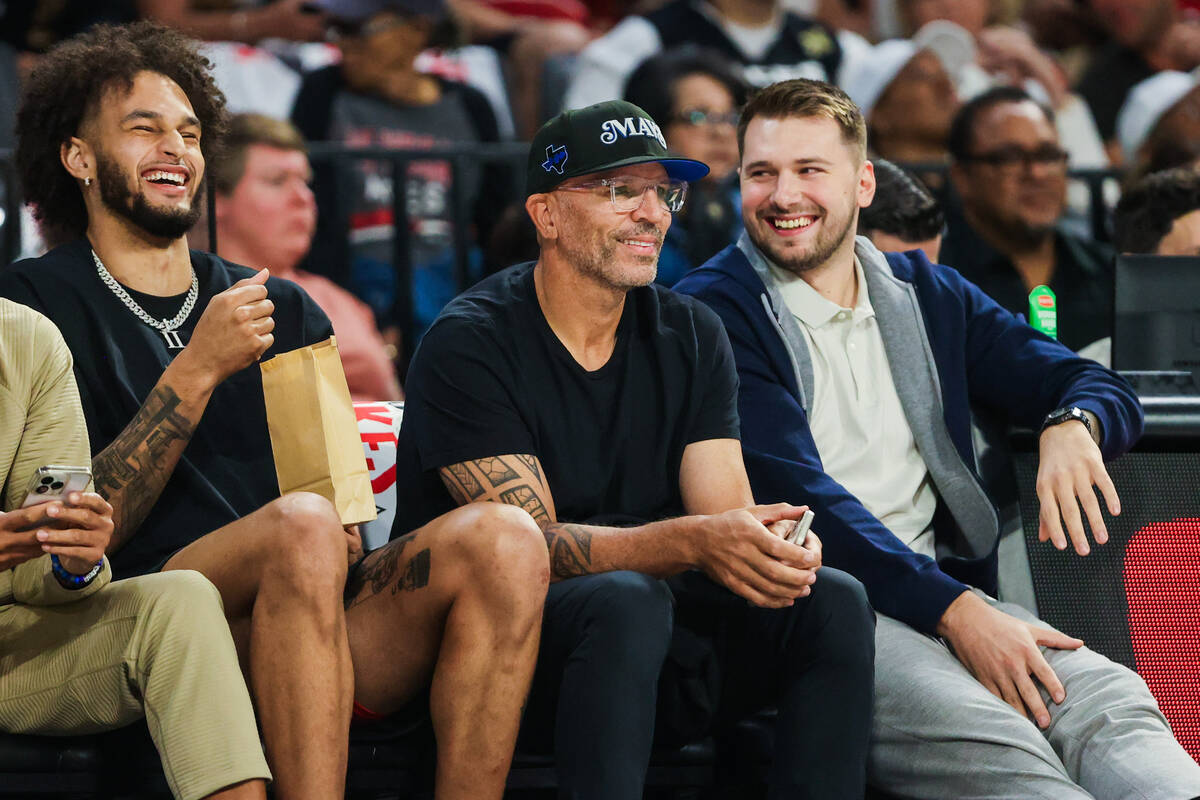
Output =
[
  {"x1": 1113, "y1": 167, "x2": 1200, "y2": 254},
  {"x1": 16, "y1": 21, "x2": 228, "y2": 241}
]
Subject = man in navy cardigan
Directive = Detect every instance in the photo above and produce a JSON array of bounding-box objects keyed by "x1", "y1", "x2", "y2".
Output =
[{"x1": 675, "y1": 78, "x2": 1200, "y2": 799}]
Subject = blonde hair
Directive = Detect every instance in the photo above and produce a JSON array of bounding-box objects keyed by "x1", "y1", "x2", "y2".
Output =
[{"x1": 210, "y1": 112, "x2": 307, "y2": 195}]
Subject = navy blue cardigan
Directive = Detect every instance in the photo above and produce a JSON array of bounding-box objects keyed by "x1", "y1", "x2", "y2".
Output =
[{"x1": 674, "y1": 243, "x2": 1143, "y2": 633}]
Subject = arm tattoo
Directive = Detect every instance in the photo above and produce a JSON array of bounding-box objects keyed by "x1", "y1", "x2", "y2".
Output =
[
  {"x1": 444, "y1": 462, "x2": 486, "y2": 504},
  {"x1": 476, "y1": 456, "x2": 520, "y2": 487},
  {"x1": 515, "y1": 454, "x2": 542, "y2": 484},
  {"x1": 345, "y1": 532, "x2": 431, "y2": 609},
  {"x1": 439, "y1": 455, "x2": 554, "y2": 523},
  {"x1": 92, "y1": 385, "x2": 197, "y2": 551},
  {"x1": 499, "y1": 485, "x2": 551, "y2": 527},
  {"x1": 543, "y1": 523, "x2": 593, "y2": 578}
]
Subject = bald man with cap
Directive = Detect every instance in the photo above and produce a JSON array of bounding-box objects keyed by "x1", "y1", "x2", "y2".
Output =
[{"x1": 389, "y1": 99, "x2": 876, "y2": 800}]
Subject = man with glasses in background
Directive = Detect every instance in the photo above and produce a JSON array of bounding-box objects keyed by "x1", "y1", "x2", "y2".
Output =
[
  {"x1": 941, "y1": 86, "x2": 1114, "y2": 356},
  {"x1": 390, "y1": 99, "x2": 876, "y2": 799}
]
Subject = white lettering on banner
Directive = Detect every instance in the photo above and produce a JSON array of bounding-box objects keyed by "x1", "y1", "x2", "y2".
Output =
[
  {"x1": 599, "y1": 117, "x2": 668, "y2": 148},
  {"x1": 355, "y1": 400, "x2": 404, "y2": 551}
]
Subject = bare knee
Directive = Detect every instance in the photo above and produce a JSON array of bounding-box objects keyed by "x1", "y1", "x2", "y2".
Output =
[
  {"x1": 442, "y1": 503, "x2": 550, "y2": 603},
  {"x1": 260, "y1": 492, "x2": 348, "y2": 593}
]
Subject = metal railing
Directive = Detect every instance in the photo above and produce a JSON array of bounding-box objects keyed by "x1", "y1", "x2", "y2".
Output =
[{"x1": 290, "y1": 142, "x2": 530, "y2": 371}]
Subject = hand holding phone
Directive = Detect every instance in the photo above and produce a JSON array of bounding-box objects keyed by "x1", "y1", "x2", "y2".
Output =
[
  {"x1": 784, "y1": 509, "x2": 815, "y2": 545},
  {"x1": 21, "y1": 465, "x2": 92, "y2": 508},
  {"x1": 15, "y1": 466, "x2": 113, "y2": 575}
]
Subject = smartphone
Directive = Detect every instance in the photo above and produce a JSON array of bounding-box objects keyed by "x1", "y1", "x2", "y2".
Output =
[
  {"x1": 21, "y1": 465, "x2": 92, "y2": 508},
  {"x1": 784, "y1": 509, "x2": 815, "y2": 546}
]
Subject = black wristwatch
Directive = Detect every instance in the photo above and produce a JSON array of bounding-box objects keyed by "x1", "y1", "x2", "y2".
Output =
[{"x1": 1041, "y1": 406, "x2": 1093, "y2": 437}]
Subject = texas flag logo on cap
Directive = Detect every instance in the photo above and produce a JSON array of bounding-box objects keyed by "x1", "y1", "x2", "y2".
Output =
[
  {"x1": 525, "y1": 99, "x2": 708, "y2": 196},
  {"x1": 541, "y1": 144, "x2": 568, "y2": 175}
]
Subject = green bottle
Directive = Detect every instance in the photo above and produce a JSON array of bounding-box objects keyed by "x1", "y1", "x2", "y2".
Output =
[{"x1": 1029, "y1": 285, "x2": 1057, "y2": 339}]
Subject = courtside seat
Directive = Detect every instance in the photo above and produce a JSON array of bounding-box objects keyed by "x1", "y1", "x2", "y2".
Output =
[{"x1": 0, "y1": 732, "x2": 102, "y2": 796}]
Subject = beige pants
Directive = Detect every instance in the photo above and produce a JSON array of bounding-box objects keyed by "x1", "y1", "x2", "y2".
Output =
[{"x1": 0, "y1": 570, "x2": 270, "y2": 800}]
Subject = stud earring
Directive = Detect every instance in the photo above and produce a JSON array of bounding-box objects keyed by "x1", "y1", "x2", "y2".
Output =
[{"x1": 84, "y1": 177, "x2": 92, "y2": 187}]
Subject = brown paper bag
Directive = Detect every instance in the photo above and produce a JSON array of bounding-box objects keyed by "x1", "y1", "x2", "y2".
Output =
[{"x1": 261, "y1": 337, "x2": 377, "y2": 525}]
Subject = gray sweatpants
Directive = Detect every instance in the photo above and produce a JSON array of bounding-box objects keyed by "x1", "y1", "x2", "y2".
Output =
[{"x1": 869, "y1": 593, "x2": 1200, "y2": 800}]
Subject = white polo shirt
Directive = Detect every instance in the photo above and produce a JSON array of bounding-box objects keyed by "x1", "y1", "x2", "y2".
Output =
[{"x1": 769, "y1": 258, "x2": 937, "y2": 558}]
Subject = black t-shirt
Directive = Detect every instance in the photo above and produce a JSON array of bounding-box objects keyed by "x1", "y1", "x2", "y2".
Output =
[
  {"x1": 0, "y1": 239, "x2": 334, "y2": 578},
  {"x1": 390, "y1": 262, "x2": 741, "y2": 537},
  {"x1": 940, "y1": 210, "x2": 1114, "y2": 353}
]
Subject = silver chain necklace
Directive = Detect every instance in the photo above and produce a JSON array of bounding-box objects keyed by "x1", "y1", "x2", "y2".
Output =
[{"x1": 92, "y1": 249, "x2": 198, "y2": 349}]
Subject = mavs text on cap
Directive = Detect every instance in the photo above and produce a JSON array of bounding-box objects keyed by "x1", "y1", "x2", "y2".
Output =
[
  {"x1": 599, "y1": 117, "x2": 667, "y2": 148},
  {"x1": 542, "y1": 144, "x2": 568, "y2": 174}
]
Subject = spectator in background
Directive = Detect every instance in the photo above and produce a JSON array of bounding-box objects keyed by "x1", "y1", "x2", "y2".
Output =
[
  {"x1": 891, "y1": 0, "x2": 1111, "y2": 213},
  {"x1": 858, "y1": 158, "x2": 944, "y2": 262},
  {"x1": 136, "y1": 1, "x2": 340, "y2": 123},
  {"x1": 137, "y1": 0, "x2": 329, "y2": 44},
  {"x1": 1079, "y1": 0, "x2": 1200, "y2": 161},
  {"x1": 213, "y1": 113, "x2": 402, "y2": 401},
  {"x1": 943, "y1": 86, "x2": 1113, "y2": 354},
  {"x1": 564, "y1": 0, "x2": 866, "y2": 111},
  {"x1": 840, "y1": 39, "x2": 959, "y2": 169},
  {"x1": 895, "y1": 0, "x2": 990, "y2": 36},
  {"x1": 1116, "y1": 70, "x2": 1200, "y2": 180},
  {"x1": 624, "y1": 46, "x2": 749, "y2": 285},
  {"x1": 1114, "y1": 167, "x2": 1200, "y2": 255},
  {"x1": 1, "y1": 3, "x2": 135, "y2": 52},
  {"x1": 448, "y1": 0, "x2": 592, "y2": 139},
  {"x1": 292, "y1": 0, "x2": 508, "y2": 356},
  {"x1": 895, "y1": 0, "x2": 1065, "y2": 103}
]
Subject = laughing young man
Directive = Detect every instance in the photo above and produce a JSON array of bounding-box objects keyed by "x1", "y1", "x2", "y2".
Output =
[
  {"x1": 0, "y1": 22, "x2": 547, "y2": 800},
  {"x1": 674, "y1": 78, "x2": 1200, "y2": 799}
]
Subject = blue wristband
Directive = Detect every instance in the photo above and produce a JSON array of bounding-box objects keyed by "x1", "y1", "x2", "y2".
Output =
[{"x1": 50, "y1": 554, "x2": 104, "y2": 589}]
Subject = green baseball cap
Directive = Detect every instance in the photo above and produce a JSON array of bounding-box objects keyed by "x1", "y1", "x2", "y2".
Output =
[{"x1": 527, "y1": 100, "x2": 710, "y2": 196}]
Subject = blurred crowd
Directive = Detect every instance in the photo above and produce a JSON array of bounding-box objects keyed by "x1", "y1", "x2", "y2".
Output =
[{"x1": 3, "y1": 0, "x2": 1200, "y2": 393}]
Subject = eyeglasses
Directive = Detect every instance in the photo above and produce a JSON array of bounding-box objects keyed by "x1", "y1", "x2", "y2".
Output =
[
  {"x1": 672, "y1": 109, "x2": 741, "y2": 128},
  {"x1": 557, "y1": 177, "x2": 689, "y2": 214},
  {"x1": 962, "y1": 145, "x2": 1069, "y2": 171}
]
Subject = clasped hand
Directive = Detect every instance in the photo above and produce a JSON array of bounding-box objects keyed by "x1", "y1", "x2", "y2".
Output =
[
  {"x1": 697, "y1": 503, "x2": 822, "y2": 608},
  {"x1": 0, "y1": 492, "x2": 114, "y2": 574}
]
